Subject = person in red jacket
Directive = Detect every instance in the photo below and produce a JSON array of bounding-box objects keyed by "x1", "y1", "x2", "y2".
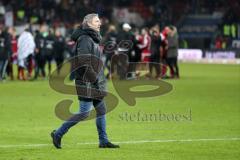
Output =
[
  {"x1": 138, "y1": 27, "x2": 151, "y2": 62},
  {"x1": 160, "y1": 26, "x2": 169, "y2": 78},
  {"x1": 7, "y1": 27, "x2": 17, "y2": 80}
]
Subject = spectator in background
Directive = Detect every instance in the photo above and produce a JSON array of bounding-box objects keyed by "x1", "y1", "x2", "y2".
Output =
[
  {"x1": 166, "y1": 26, "x2": 179, "y2": 79},
  {"x1": 137, "y1": 27, "x2": 151, "y2": 79},
  {"x1": 44, "y1": 29, "x2": 55, "y2": 75},
  {"x1": 53, "y1": 29, "x2": 65, "y2": 75},
  {"x1": 65, "y1": 36, "x2": 76, "y2": 81},
  {"x1": 6, "y1": 27, "x2": 17, "y2": 80},
  {"x1": 116, "y1": 23, "x2": 134, "y2": 79},
  {"x1": 0, "y1": 25, "x2": 11, "y2": 81},
  {"x1": 231, "y1": 24, "x2": 237, "y2": 38},
  {"x1": 17, "y1": 24, "x2": 35, "y2": 80},
  {"x1": 103, "y1": 25, "x2": 117, "y2": 79},
  {"x1": 131, "y1": 27, "x2": 142, "y2": 79},
  {"x1": 0, "y1": 2, "x2": 5, "y2": 24},
  {"x1": 138, "y1": 27, "x2": 151, "y2": 63},
  {"x1": 33, "y1": 29, "x2": 46, "y2": 80},
  {"x1": 124, "y1": 25, "x2": 141, "y2": 79},
  {"x1": 148, "y1": 25, "x2": 161, "y2": 79},
  {"x1": 221, "y1": 37, "x2": 227, "y2": 49},
  {"x1": 215, "y1": 35, "x2": 223, "y2": 49},
  {"x1": 160, "y1": 26, "x2": 169, "y2": 78},
  {"x1": 179, "y1": 39, "x2": 188, "y2": 49}
]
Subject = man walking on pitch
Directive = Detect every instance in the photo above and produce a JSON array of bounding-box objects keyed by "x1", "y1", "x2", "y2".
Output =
[{"x1": 51, "y1": 13, "x2": 119, "y2": 149}]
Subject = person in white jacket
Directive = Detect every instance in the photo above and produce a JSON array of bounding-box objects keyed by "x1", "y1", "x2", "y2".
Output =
[{"x1": 17, "y1": 25, "x2": 35, "y2": 80}]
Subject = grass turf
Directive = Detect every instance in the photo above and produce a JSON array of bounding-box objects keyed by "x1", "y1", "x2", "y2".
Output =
[{"x1": 0, "y1": 63, "x2": 239, "y2": 160}]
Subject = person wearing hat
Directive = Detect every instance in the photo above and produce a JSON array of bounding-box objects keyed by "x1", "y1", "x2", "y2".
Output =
[{"x1": 116, "y1": 23, "x2": 139, "y2": 79}]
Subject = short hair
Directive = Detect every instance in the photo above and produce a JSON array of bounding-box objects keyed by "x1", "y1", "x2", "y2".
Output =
[{"x1": 82, "y1": 13, "x2": 99, "y2": 28}]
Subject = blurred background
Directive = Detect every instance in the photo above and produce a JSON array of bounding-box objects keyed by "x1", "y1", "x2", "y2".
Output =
[
  {"x1": 0, "y1": 0, "x2": 239, "y2": 48},
  {"x1": 0, "y1": 0, "x2": 240, "y2": 81}
]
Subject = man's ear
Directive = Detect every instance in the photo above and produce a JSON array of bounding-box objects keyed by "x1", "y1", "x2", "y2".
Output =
[{"x1": 87, "y1": 21, "x2": 93, "y2": 28}]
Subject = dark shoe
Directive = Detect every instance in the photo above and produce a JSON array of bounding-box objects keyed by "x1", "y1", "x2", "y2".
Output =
[
  {"x1": 99, "y1": 142, "x2": 120, "y2": 148},
  {"x1": 50, "y1": 130, "x2": 62, "y2": 149}
]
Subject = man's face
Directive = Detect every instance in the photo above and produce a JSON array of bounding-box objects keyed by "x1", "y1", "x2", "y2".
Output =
[{"x1": 88, "y1": 16, "x2": 101, "y2": 32}]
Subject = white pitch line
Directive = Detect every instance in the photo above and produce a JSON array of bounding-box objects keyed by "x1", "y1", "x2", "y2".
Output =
[
  {"x1": 0, "y1": 138, "x2": 240, "y2": 149},
  {"x1": 111, "y1": 138, "x2": 240, "y2": 144},
  {"x1": 0, "y1": 144, "x2": 51, "y2": 148}
]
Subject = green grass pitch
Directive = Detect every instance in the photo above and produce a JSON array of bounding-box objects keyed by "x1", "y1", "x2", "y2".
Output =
[{"x1": 0, "y1": 63, "x2": 239, "y2": 160}]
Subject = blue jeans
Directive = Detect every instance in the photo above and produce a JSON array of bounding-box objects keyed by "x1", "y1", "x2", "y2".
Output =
[
  {"x1": 55, "y1": 99, "x2": 109, "y2": 144},
  {"x1": 0, "y1": 60, "x2": 8, "y2": 80}
]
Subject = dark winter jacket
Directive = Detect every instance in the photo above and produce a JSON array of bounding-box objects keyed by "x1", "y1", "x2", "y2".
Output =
[
  {"x1": 150, "y1": 34, "x2": 161, "y2": 61},
  {"x1": 71, "y1": 27, "x2": 107, "y2": 100},
  {"x1": 0, "y1": 31, "x2": 11, "y2": 61},
  {"x1": 34, "y1": 32, "x2": 45, "y2": 57},
  {"x1": 117, "y1": 30, "x2": 139, "y2": 62},
  {"x1": 53, "y1": 35, "x2": 65, "y2": 60},
  {"x1": 44, "y1": 34, "x2": 55, "y2": 57},
  {"x1": 167, "y1": 34, "x2": 179, "y2": 58}
]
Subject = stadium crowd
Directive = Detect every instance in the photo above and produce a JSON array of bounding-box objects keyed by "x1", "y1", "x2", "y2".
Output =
[{"x1": 0, "y1": 0, "x2": 239, "y2": 82}]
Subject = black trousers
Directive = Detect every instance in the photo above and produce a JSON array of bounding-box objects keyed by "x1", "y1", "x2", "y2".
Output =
[
  {"x1": 55, "y1": 57, "x2": 64, "y2": 75},
  {"x1": 45, "y1": 54, "x2": 53, "y2": 74},
  {"x1": 166, "y1": 57, "x2": 179, "y2": 77},
  {"x1": 34, "y1": 54, "x2": 46, "y2": 79},
  {"x1": 112, "y1": 52, "x2": 128, "y2": 80},
  {"x1": 105, "y1": 52, "x2": 114, "y2": 78},
  {"x1": 149, "y1": 55, "x2": 161, "y2": 77}
]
